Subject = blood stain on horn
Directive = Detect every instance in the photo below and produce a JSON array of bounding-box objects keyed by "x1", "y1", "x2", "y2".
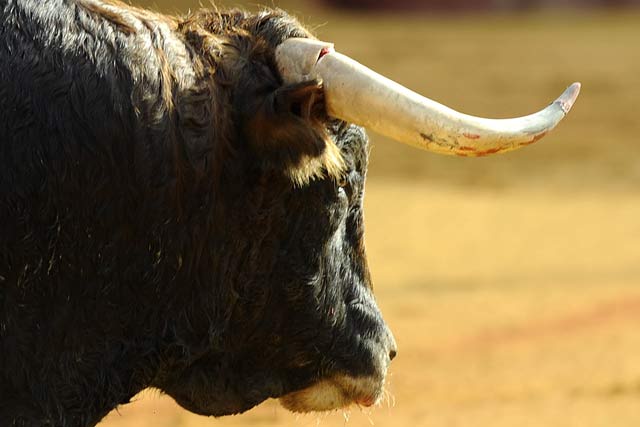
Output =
[
  {"x1": 529, "y1": 132, "x2": 548, "y2": 144},
  {"x1": 318, "y1": 47, "x2": 331, "y2": 60},
  {"x1": 463, "y1": 133, "x2": 481, "y2": 140},
  {"x1": 474, "y1": 147, "x2": 502, "y2": 157}
]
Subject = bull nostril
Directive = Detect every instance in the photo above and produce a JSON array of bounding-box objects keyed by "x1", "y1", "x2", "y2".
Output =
[{"x1": 389, "y1": 348, "x2": 397, "y2": 361}]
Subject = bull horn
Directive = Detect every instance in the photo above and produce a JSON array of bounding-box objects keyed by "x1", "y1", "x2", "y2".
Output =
[{"x1": 275, "y1": 38, "x2": 581, "y2": 157}]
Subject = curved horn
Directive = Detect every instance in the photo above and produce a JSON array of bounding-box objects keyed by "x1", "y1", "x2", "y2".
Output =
[{"x1": 275, "y1": 38, "x2": 581, "y2": 157}]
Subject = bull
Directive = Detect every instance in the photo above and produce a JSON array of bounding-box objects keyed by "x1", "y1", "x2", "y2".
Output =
[{"x1": 0, "y1": 0, "x2": 579, "y2": 426}]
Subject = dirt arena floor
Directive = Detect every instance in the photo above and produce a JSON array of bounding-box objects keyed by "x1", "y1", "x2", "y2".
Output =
[{"x1": 101, "y1": 3, "x2": 640, "y2": 426}]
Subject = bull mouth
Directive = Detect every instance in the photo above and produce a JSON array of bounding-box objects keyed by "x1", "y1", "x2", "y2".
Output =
[{"x1": 279, "y1": 374, "x2": 386, "y2": 412}]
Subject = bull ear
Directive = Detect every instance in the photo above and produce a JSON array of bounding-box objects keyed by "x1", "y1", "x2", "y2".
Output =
[{"x1": 243, "y1": 79, "x2": 344, "y2": 186}]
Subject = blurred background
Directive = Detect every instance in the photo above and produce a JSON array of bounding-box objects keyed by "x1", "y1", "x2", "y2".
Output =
[{"x1": 102, "y1": 1, "x2": 640, "y2": 426}]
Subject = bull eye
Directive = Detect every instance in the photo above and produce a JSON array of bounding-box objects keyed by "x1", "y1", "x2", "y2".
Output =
[{"x1": 289, "y1": 101, "x2": 302, "y2": 117}]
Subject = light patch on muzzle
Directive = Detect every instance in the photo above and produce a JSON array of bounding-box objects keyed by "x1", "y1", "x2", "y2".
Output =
[{"x1": 279, "y1": 374, "x2": 385, "y2": 413}]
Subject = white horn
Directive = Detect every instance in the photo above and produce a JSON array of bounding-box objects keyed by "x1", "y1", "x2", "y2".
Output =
[{"x1": 275, "y1": 38, "x2": 581, "y2": 157}]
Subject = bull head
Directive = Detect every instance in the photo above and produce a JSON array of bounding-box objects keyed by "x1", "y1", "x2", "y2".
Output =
[
  {"x1": 240, "y1": 33, "x2": 580, "y2": 413},
  {"x1": 166, "y1": 26, "x2": 580, "y2": 415}
]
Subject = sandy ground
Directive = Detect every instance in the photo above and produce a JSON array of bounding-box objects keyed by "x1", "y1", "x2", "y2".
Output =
[{"x1": 100, "y1": 4, "x2": 640, "y2": 427}]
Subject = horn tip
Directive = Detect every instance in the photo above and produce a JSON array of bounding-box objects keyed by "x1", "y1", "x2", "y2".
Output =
[{"x1": 556, "y1": 82, "x2": 581, "y2": 115}]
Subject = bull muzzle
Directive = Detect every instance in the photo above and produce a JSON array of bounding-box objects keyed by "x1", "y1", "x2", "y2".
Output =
[{"x1": 275, "y1": 38, "x2": 580, "y2": 156}]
